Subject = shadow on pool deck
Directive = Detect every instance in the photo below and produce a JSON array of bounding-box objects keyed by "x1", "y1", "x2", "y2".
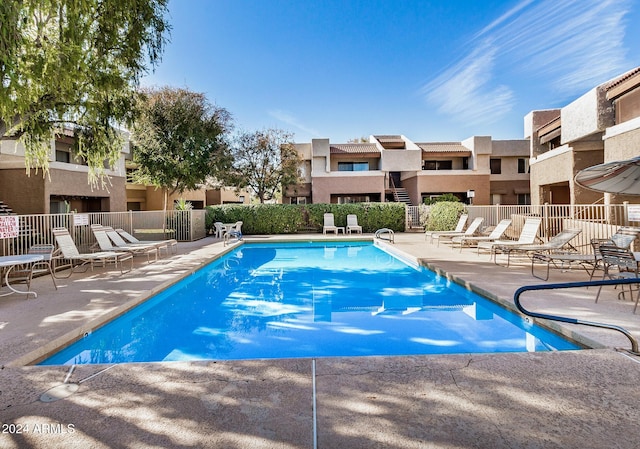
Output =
[{"x1": 1, "y1": 234, "x2": 640, "y2": 448}]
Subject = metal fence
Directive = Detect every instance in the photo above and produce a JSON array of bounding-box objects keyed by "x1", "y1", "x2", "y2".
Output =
[
  {"x1": 407, "y1": 203, "x2": 640, "y2": 253},
  {"x1": 0, "y1": 210, "x2": 206, "y2": 256}
]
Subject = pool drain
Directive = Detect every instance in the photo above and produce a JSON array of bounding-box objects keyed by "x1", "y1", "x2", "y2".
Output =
[{"x1": 40, "y1": 383, "x2": 79, "y2": 402}]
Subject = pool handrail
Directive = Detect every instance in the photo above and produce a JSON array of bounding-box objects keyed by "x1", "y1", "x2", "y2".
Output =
[
  {"x1": 374, "y1": 228, "x2": 395, "y2": 243},
  {"x1": 514, "y1": 279, "x2": 640, "y2": 355}
]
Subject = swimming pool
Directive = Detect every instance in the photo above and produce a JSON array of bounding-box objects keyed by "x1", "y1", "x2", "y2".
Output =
[{"x1": 40, "y1": 241, "x2": 580, "y2": 365}]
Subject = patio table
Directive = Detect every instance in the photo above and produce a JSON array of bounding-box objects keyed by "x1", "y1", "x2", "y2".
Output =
[{"x1": 0, "y1": 254, "x2": 45, "y2": 299}]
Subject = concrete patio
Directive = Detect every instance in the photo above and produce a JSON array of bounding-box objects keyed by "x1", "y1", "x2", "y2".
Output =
[{"x1": 1, "y1": 233, "x2": 639, "y2": 449}]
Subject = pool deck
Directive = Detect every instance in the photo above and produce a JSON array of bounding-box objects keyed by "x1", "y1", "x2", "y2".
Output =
[{"x1": 1, "y1": 233, "x2": 640, "y2": 448}]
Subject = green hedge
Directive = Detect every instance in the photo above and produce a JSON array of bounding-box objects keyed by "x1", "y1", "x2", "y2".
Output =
[
  {"x1": 424, "y1": 201, "x2": 466, "y2": 231},
  {"x1": 205, "y1": 202, "x2": 406, "y2": 235}
]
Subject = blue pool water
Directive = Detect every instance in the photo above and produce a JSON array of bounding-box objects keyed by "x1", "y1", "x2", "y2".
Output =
[{"x1": 40, "y1": 241, "x2": 579, "y2": 365}]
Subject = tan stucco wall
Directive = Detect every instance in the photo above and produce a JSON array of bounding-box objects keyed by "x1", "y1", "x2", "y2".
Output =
[
  {"x1": 380, "y1": 149, "x2": 422, "y2": 171},
  {"x1": 411, "y1": 173, "x2": 491, "y2": 205},
  {"x1": 0, "y1": 168, "x2": 126, "y2": 214},
  {"x1": 205, "y1": 188, "x2": 251, "y2": 205},
  {"x1": 530, "y1": 148, "x2": 604, "y2": 205},
  {"x1": 603, "y1": 126, "x2": 640, "y2": 162},
  {"x1": 0, "y1": 169, "x2": 47, "y2": 214},
  {"x1": 490, "y1": 180, "x2": 530, "y2": 205},
  {"x1": 144, "y1": 187, "x2": 206, "y2": 210},
  {"x1": 311, "y1": 174, "x2": 385, "y2": 204}
]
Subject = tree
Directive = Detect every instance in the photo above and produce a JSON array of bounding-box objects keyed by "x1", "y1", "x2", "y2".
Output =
[
  {"x1": 223, "y1": 129, "x2": 301, "y2": 203},
  {"x1": 0, "y1": 0, "x2": 170, "y2": 186},
  {"x1": 130, "y1": 86, "x2": 232, "y2": 210}
]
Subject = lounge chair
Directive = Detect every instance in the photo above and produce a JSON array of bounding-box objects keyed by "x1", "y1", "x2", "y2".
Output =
[
  {"x1": 116, "y1": 228, "x2": 178, "y2": 255},
  {"x1": 432, "y1": 217, "x2": 484, "y2": 247},
  {"x1": 594, "y1": 244, "x2": 640, "y2": 312},
  {"x1": 494, "y1": 228, "x2": 582, "y2": 267},
  {"x1": 425, "y1": 214, "x2": 468, "y2": 243},
  {"x1": 323, "y1": 213, "x2": 338, "y2": 234},
  {"x1": 91, "y1": 225, "x2": 158, "y2": 263},
  {"x1": 477, "y1": 217, "x2": 542, "y2": 259},
  {"x1": 531, "y1": 238, "x2": 606, "y2": 281},
  {"x1": 52, "y1": 227, "x2": 133, "y2": 276},
  {"x1": 103, "y1": 226, "x2": 168, "y2": 258},
  {"x1": 451, "y1": 218, "x2": 512, "y2": 252},
  {"x1": 346, "y1": 214, "x2": 363, "y2": 234},
  {"x1": 530, "y1": 226, "x2": 640, "y2": 281}
]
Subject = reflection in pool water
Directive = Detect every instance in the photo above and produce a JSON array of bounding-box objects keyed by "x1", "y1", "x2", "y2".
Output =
[{"x1": 40, "y1": 241, "x2": 580, "y2": 365}]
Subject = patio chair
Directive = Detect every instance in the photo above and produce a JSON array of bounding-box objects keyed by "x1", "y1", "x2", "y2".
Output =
[
  {"x1": 323, "y1": 213, "x2": 338, "y2": 234},
  {"x1": 451, "y1": 218, "x2": 512, "y2": 252},
  {"x1": 425, "y1": 214, "x2": 468, "y2": 243},
  {"x1": 91, "y1": 225, "x2": 158, "y2": 263},
  {"x1": 594, "y1": 244, "x2": 640, "y2": 312},
  {"x1": 493, "y1": 228, "x2": 582, "y2": 267},
  {"x1": 477, "y1": 217, "x2": 542, "y2": 259},
  {"x1": 52, "y1": 227, "x2": 133, "y2": 276},
  {"x1": 346, "y1": 214, "x2": 363, "y2": 234},
  {"x1": 213, "y1": 222, "x2": 226, "y2": 239},
  {"x1": 223, "y1": 221, "x2": 243, "y2": 246},
  {"x1": 116, "y1": 228, "x2": 178, "y2": 255},
  {"x1": 432, "y1": 217, "x2": 484, "y2": 247}
]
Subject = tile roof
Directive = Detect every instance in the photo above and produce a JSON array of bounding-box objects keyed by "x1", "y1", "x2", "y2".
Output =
[
  {"x1": 330, "y1": 144, "x2": 380, "y2": 154},
  {"x1": 604, "y1": 66, "x2": 640, "y2": 89},
  {"x1": 417, "y1": 143, "x2": 470, "y2": 153}
]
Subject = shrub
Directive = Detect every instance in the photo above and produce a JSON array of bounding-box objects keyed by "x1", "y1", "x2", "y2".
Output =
[
  {"x1": 423, "y1": 193, "x2": 461, "y2": 205},
  {"x1": 205, "y1": 202, "x2": 406, "y2": 234},
  {"x1": 424, "y1": 201, "x2": 466, "y2": 231}
]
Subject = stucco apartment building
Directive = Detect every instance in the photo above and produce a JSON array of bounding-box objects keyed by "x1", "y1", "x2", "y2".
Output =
[
  {"x1": 525, "y1": 66, "x2": 640, "y2": 206},
  {"x1": 285, "y1": 135, "x2": 530, "y2": 206},
  {"x1": 0, "y1": 129, "x2": 128, "y2": 215},
  {"x1": 0, "y1": 130, "x2": 249, "y2": 215}
]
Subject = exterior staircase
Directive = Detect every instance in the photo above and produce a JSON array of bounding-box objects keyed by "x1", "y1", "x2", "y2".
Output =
[
  {"x1": 393, "y1": 188, "x2": 413, "y2": 206},
  {"x1": 0, "y1": 201, "x2": 14, "y2": 215}
]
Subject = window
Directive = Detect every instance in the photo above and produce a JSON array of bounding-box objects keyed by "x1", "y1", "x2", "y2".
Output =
[
  {"x1": 517, "y1": 193, "x2": 531, "y2": 205},
  {"x1": 518, "y1": 158, "x2": 530, "y2": 174},
  {"x1": 338, "y1": 162, "x2": 369, "y2": 171},
  {"x1": 490, "y1": 158, "x2": 501, "y2": 174},
  {"x1": 422, "y1": 160, "x2": 453, "y2": 170},
  {"x1": 491, "y1": 194, "x2": 502, "y2": 205},
  {"x1": 55, "y1": 150, "x2": 71, "y2": 163}
]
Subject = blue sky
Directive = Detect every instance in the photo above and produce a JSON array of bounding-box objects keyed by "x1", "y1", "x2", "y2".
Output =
[{"x1": 141, "y1": 0, "x2": 640, "y2": 143}]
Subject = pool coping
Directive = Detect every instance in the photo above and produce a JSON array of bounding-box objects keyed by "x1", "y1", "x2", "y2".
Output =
[{"x1": 12, "y1": 236, "x2": 599, "y2": 367}]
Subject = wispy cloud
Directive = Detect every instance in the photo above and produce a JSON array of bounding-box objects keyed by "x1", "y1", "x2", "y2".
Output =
[
  {"x1": 421, "y1": 41, "x2": 514, "y2": 126},
  {"x1": 421, "y1": 0, "x2": 633, "y2": 127},
  {"x1": 268, "y1": 109, "x2": 320, "y2": 137}
]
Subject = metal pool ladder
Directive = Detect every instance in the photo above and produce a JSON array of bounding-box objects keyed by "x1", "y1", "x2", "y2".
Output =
[
  {"x1": 374, "y1": 228, "x2": 395, "y2": 243},
  {"x1": 514, "y1": 279, "x2": 640, "y2": 356}
]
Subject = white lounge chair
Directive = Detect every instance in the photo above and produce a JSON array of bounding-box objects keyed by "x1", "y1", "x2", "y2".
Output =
[
  {"x1": 52, "y1": 227, "x2": 133, "y2": 276},
  {"x1": 91, "y1": 225, "x2": 158, "y2": 263},
  {"x1": 477, "y1": 217, "x2": 542, "y2": 260},
  {"x1": 494, "y1": 228, "x2": 582, "y2": 267},
  {"x1": 346, "y1": 214, "x2": 362, "y2": 234},
  {"x1": 425, "y1": 214, "x2": 467, "y2": 243},
  {"x1": 451, "y1": 219, "x2": 512, "y2": 252},
  {"x1": 116, "y1": 228, "x2": 178, "y2": 255},
  {"x1": 323, "y1": 213, "x2": 338, "y2": 234},
  {"x1": 433, "y1": 217, "x2": 484, "y2": 247}
]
